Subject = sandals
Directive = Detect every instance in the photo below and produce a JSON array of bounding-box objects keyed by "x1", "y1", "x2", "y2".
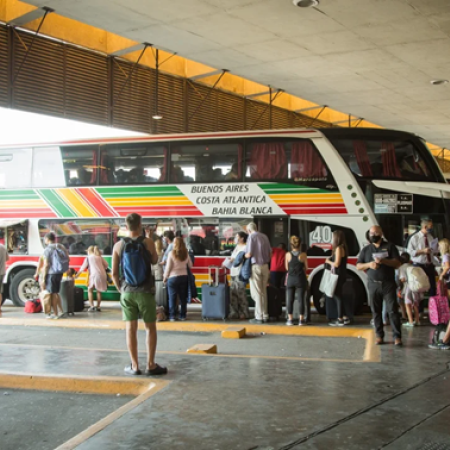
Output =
[{"x1": 145, "y1": 364, "x2": 168, "y2": 376}]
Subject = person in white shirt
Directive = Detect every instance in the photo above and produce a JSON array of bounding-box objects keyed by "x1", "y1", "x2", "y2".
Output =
[
  {"x1": 0, "y1": 243, "x2": 9, "y2": 317},
  {"x1": 223, "y1": 232, "x2": 249, "y2": 320},
  {"x1": 407, "y1": 219, "x2": 437, "y2": 297}
]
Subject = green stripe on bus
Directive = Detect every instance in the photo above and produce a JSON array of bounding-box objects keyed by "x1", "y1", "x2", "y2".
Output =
[
  {"x1": 0, "y1": 189, "x2": 40, "y2": 199},
  {"x1": 38, "y1": 189, "x2": 76, "y2": 218},
  {"x1": 259, "y1": 183, "x2": 331, "y2": 194}
]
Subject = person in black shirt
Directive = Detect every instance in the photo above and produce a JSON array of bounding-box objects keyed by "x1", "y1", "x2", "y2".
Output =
[{"x1": 357, "y1": 226, "x2": 402, "y2": 346}]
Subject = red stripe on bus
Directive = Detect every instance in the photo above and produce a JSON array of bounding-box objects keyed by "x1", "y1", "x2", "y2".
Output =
[
  {"x1": 279, "y1": 203, "x2": 346, "y2": 209},
  {"x1": 0, "y1": 210, "x2": 57, "y2": 218},
  {"x1": 76, "y1": 188, "x2": 118, "y2": 217},
  {"x1": 281, "y1": 208, "x2": 348, "y2": 215}
]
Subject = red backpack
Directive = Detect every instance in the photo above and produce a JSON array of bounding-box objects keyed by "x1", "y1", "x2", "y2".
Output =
[{"x1": 24, "y1": 299, "x2": 42, "y2": 314}]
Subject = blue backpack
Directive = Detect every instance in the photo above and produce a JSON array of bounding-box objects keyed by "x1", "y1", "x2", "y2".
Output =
[
  {"x1": 49, "y1": 244, "x2": 70, "y2": 274},
  {"x1": 120, "y1": 237, "x2": 151, "y2": 287}
]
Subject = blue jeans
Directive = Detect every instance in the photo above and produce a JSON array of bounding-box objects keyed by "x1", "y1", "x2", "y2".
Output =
[{"x1": 167, "y1": 275, "x2": 188, "y2": 319}]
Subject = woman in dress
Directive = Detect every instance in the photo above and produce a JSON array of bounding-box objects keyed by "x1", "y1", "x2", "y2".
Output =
[
  {"x1": 225, "y1": 231, "x2": 249, "y2": 319},
  {"x1": 285, "y1": 236, "x2": 308, "y2": 326},
  {"x1": 76, "y1": 245, "x2": 108, "y2": 312},
  {"x1": 325, "y1": 230, "x2": 349, "y2": 326},
  {"x1": 163, "y1": 237, "x2": 193, "y2": 321}
]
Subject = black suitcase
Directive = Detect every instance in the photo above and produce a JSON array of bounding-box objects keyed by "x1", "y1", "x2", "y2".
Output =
[
  {"x1": 267, "y1": 285, "x2": 282, "y2": 321},
  {"x1": 74, "y1": 287, "x2": 85, "y2": 312},
  {"x1": 201, "y1": 266, "x2": 230, "y2": 321},
  {"x1": 60, "y1": 279, "x2": 75, "y2": 316},
  {"x1": 155, "y1": 280, "x2": 169, "y2": 315}
]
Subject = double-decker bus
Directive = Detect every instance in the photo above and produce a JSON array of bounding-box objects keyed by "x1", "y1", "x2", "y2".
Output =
[{"x1": 1, "y1": 128, "x2": 449, "y2": 314}]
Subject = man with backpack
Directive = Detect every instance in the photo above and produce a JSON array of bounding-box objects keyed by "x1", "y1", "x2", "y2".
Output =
[
  {"x1": 407, "y1": 219, "x2": 438, "y2": 297},
  {"x1": 41, "y1": 232, "x2": 70, "y2": 319},
  {"x1": 112, "y1": 213, "x2": 167, "y2": 376}
]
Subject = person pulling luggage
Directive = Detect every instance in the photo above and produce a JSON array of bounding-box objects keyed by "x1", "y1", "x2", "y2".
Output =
[{"x1": 357, "y1": 226, "x2": 403, "y2": 346}]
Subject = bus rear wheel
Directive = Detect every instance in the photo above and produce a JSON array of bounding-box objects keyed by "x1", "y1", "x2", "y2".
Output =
[
  {"x1": 311, "y1": 270, "x2": 366, "y2": 317},
  {"x1": 10, "y1": 269, "x2": 39, "y2": 307}
]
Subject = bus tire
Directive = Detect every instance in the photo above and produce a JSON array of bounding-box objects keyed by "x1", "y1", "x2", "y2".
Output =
[
  {"x1": 311, "y1": 270, "x2": 367, "y2": 316},
  {"x1": 10, "y1": 269, "x2": 40, "y2": 307}
]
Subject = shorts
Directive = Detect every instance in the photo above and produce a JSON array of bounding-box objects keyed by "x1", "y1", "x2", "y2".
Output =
[
  {"x1": 404, "y1": 287, "x2": 423, "y2": 306},
  {"x1": 120, "y1": 292, "x2": 156, "y2": 323},
  {"x1": 45, "y1": 274, "x2": 63, "y2": 294}
]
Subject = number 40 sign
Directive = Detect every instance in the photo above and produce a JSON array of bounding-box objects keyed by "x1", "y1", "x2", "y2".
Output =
[{"x1": 309, "y1": 226, "x2": 333, "y2": 250}]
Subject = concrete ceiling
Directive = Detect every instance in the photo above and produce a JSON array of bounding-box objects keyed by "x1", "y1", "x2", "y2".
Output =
[{"x1": 26, "y1": 0, "x2": 450, "y2": 148}]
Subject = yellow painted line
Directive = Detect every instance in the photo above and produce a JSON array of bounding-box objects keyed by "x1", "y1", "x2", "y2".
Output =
[
  {"x1": 56, "y1": 380, "x2": 168, "y2": 450},
  {"x1": 0, "y1": 320, "x2": 380, "y2": 363},
  {"x1": 56, "y1": 188, "x2": 97, "y2": 218},
  {"x1": 0, "y1": 371, "x2": 159, "y2": 396},
  {"x1": 0, "y1": 341, "x2": 372, "y2": 364}
]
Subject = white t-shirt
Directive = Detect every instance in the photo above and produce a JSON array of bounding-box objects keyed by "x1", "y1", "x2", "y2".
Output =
[
  {"x1": 0, "y1": 244, "x2": 9, "y2": 277},
  {"x1": 228, "y1": 244, "x2": 246, "y2": 278}
]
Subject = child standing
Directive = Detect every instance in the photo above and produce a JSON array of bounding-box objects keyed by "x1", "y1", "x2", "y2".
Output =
[
  {"x1": 76, "y1": 246, "x2": 108, "y2": 312},
  {"x1": 399, "y1": 252, "x2": 426, "y2": 327}
]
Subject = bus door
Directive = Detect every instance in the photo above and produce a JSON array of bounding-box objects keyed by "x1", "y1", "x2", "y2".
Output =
[{"x1": 255, "y1": 217, "x2": 289, "y2": 249}]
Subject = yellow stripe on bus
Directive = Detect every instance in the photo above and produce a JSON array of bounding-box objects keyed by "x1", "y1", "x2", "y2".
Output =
[
  {"x1": 56, "y1": 189, "x2": 98, "y2": 218},
  {"x1": 269, "y1": 194, "x2": 343, "y2": 201},
  {"x1": 0, "y1": 200, "x2": 49, "y2": 207},
  {"x1": 107, "y1": 198, "x2": 193, "y2": 207}
]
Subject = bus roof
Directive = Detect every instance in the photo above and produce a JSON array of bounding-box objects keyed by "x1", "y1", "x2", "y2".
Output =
[{"x1": 0, "y1": 127, "x2": 422, "y2": 149}]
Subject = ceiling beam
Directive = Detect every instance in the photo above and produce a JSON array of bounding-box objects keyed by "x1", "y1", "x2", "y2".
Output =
[
  {"x1": 295, "y1": 105, "x2": 327, "y2": 113},
  {"x1": 190, "y1": 69, "x2": 227, "y2": 81},
  {"x1": 8, "y1": 6, "x2": 54, "y2": 27},
  {"x1": 110, "y1": 42, "x2": 151, "y2": 57}
]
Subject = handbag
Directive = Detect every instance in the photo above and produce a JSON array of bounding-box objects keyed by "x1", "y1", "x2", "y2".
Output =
[{"x1": 319, "y1": 267, "x2": 339, "y2": 298}]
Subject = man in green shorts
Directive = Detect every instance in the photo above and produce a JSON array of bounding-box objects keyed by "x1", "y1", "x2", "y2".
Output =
[{"x1": 112, "y1": 213, "x2": 167, "y2": 376}]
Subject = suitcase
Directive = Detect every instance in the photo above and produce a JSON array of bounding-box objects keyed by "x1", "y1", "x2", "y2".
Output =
[
  {"x1": 429, "y1": 281, "x2": 450, "y2": 325},
  {"x1": 74, "y1": 286, "x2": 85, "y2": 312},
  {"x1": 155, "y1": 280, "x2": 169, "y2": 315},
  {"x1": 201, "y1": 266, "x2": 230, "y2": 321},
  {"x1": 267, "y1": 285, "x2": 282, "y2": 320},
  {"x1": 60, "y1": 278, "x2": 75, "y2": 315}
]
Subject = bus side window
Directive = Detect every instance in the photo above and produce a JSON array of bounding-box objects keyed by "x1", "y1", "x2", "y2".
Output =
[
  {"x1": 0, "y1": 149, "x2": 32, "y2": 188},
  {"x1": 32, "y1": 147, "x2": 65, "y2": 187},
  {"x1": 60, "y1": 146, "x2": 98, "y2": 186},
  {"x1": 99, "y1": 145, "x2": 167, "y2": 185},
  {"x1": 171, "y1": 142, "x2": 241, "y2": 183}
]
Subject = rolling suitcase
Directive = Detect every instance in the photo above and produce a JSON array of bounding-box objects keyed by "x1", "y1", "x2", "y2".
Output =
[
  {"x1": 201, "y1": 266, "x2": 230, "y2": 321},
  {"x1": 74, "y1": 286, "x2": 85, "y2": 312},
  {"x1": 60, "y1": 278, "x2": 75, "y2": 316},
  {"x1": 155, "y1": 280, "x2": 169, "y2": 315},
  {"x1": 267, "y1": 285, "x2": 282, "y2": 321}
]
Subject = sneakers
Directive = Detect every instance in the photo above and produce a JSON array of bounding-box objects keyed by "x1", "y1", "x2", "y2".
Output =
[
  {"x1": 403, "y1": 322, "x2": 415, "y2": 328},
  {"x1": 286, "y1": 319, "x2": 293, "y2": 326},
  {"x1": 46, "y1": 314, "x2": 55, "y2": 319},
  {"x1": 343, "y1": 318, "x2": 351, "y2": 325},
  {"x1": 298, "y1": 319, "x2": 307, "y2": 326},
  {"x1": 249, "y1": 318, "x2": 263, "y2": 324},
  {"x1": 429, "y1": 341, "x2": 450, "y2": 350},
  {"x1": 124, "y1": 364, "x2": 142, "y2": 376},
  {"x1": 329, "y1": 319, "x2": 345, "y2": 327}
]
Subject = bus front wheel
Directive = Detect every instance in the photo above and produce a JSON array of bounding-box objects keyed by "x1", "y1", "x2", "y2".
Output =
[{"x1": 10, "y1": 269, "x2": 39, "y2": 307}]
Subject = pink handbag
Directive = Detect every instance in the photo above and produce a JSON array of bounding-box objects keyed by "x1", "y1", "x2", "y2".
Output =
[{"x1": 429, "y1": 281, "x2": 450, "y2": 325}]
